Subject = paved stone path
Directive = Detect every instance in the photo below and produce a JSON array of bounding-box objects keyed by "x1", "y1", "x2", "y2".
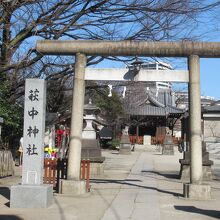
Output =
[{"x1": 0, "y1": 145, "x2": 220, "y2": 220}]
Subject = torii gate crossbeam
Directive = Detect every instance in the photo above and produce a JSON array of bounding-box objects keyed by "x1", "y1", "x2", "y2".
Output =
[
  {"x1": 36, "y1": 40, "x2": 218, "y2": 199},
  {"x1": 37, "y1": 40, "x2": 220, "y2": 57},
  {"x1": 85, "y1": 68, "x2": 189, "y2": 82}
]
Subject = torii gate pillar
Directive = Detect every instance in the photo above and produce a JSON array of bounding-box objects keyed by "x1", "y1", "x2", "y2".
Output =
[
  {"x1": 59, "y1": 53, "x2": 87, "y2": 194},
  {"x1": 183, "y1": 55, "x2": 211, "y2": 199}
]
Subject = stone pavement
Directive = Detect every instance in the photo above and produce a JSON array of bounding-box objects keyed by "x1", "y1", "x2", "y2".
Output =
[{"x1": 0, "y1": 145, "x2": 220, "y2": 220}]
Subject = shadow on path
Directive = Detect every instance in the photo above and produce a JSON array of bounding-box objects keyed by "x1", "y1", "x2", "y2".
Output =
[
  {"x1": 174, "y1": 206, "x2": 220, "y2": 219},
  {"x1": 0, "y1": 187, "x2": 10, "y2": 200},
  {"x1": 0, "y1": 215, "x2": 23, "y2": 220},
  {"x1": 141, "y1": 170, "x2": 180, "y2": 179},
  {"x1": 53, "y1": 197, "x2": 66, "y2": 220},
  {"x1": 91, "y1": 178, "x2": 182, "y2": 197}
]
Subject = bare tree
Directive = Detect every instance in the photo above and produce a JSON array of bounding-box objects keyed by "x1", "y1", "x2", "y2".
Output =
[
  {"x1": 206, "y1": 121, "x2": 220, "y2": 138},
  {"x1": 0, "y1": 0, "x2": 220, "y2": 105},
  {"x1": 1, "y1": 0, "x2": 220, "y2": 143}
]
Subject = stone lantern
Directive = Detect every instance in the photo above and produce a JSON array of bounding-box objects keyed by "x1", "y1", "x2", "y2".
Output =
[
  {"x1": 82, "y1": 99, "x2": 100, "y2": 140},
  {"x1": 81, "y1": 99, "x2": 104, "y2": 176},
  {"x1": 119, "y1": 126, "x2": 131, "y2": 155},
  {"x1": 162, "y1": 129, "x2": 174, "y2": 155}
]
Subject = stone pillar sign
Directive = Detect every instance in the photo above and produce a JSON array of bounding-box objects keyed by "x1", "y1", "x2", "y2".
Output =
[
  {"x1": 10, "y1": 79, "x2": 53, "y2": 208},
  {"x1": 22, "y1": 79, "x2": 46, "y2": 184}
]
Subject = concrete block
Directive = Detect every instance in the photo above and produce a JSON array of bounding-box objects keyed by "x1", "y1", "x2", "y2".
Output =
[
  {"x1": 59, "y1": 180, "x2": 86, "y2": 195},
  {"x1": 183, "y1": 183, "x2": 211, "y2": 200},
  {"x1": 10, "y1": 184, "x2": 53, "y2": 208}
]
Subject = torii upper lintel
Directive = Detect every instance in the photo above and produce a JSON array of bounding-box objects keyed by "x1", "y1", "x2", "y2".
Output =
[{"x1": 37, "y1": 40, "x2": 220, "y2": 58}]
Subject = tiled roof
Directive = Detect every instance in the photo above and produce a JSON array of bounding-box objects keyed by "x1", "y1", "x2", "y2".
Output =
[
  {"x1": 123, "y1": 83, "x2": 184, "y2": 116},
  {"x1": 202, "y1": 105, "x2": 220, "y2": 112},
  {"x1": 127, "y1": 105, "x2": 184, "y2": 116}
]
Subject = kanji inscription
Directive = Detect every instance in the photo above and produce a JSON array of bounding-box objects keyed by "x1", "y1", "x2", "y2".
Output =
[{"x1": 22, "y1": 79, "x2": 46, "y2": 185}]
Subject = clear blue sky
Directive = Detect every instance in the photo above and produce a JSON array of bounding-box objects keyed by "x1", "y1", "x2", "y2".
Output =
[
  {"x1": 93, "y1": 2, "x2": 220, "y2": 101},
  {"x1": 201, "y1": 58, "x2": 220, "y2": 100},
  {"x1": 198, "y1": 4, "x2": 220, "y2": 100}
]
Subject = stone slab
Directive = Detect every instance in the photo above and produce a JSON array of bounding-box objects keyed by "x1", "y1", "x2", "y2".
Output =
[
  {"x1": 183, "y1": 183, "x2": 211, "y2": 200},
  {"x1": 162, "y1": 145, "x2": 174, "y2": 155},
  {"x1": 180, "y1": 151, "x2": 213, "y2": 166},
  {"x1": 10, "y1": 184, "x2": 53, "y2": 208},
  {"x1": 90, "y1": 162, "x2": 104, "y2": 177},
  {"x1": 119, "y1": 147, "x2": 131, "y2": 155},
  {"x1": 179, "y1": 165, "x2": 213, "y2": 181},
  {"x1": 59, "y1": 180, "x2": 86, "y2": 195}
]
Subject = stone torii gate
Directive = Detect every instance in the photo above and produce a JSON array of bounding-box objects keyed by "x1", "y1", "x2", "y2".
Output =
[{"x1": 37, "y1": 40, "x2": 220, "y2": 199}]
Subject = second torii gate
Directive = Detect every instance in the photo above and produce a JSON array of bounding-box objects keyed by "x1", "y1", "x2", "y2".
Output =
[{"x1": 36, "y1": 40, "x2": 220, "y2": 199}]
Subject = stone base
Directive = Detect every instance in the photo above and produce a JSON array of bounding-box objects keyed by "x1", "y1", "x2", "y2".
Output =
[
  {"x1": 90, "y1": 163, "x2": 104, "y2": 177},
  {"x1": 162, "y1": 145, "x2": 174, "y2": 155},
  {"x1": 10, "y1": 184, "x2": 53, "y2": 208},
  {"x1": 119, "y1": 134, "x2": 131, "y2": 155},
  {"x1": 59, "y1": 179, "x2": 86, "y2": 195},
  {"x1": 119, "y1": 147, "x2": 131, "y2": 155},
  {"x1": 179, "y1": 165, "x2": 213, "y2": 181},
  {"x1": 81, "y1": 139, "x2": 104, "y2": 162},
  {"x1": 183, "y1": 183, "x2": 211, "y2": 200}
]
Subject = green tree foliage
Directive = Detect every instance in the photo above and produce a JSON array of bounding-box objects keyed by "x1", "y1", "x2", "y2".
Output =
[
  {"x1": 85, "y1": 81, "x2": 124, "y2": 124},
  {"x1": 94, "y1": 90, "x2": 124, "y2": 124},
  {"x1": 0, "y1": 83, "x2": 23, "y2": 144}
]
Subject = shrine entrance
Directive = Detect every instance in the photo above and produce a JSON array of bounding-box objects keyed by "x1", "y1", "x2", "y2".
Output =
[
  {"x1": 36, "y1": 40, "x2": 220, "y2": 199},
  {"x1": 84, "y1": 65, "x2": 186, "y2": 146}
]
